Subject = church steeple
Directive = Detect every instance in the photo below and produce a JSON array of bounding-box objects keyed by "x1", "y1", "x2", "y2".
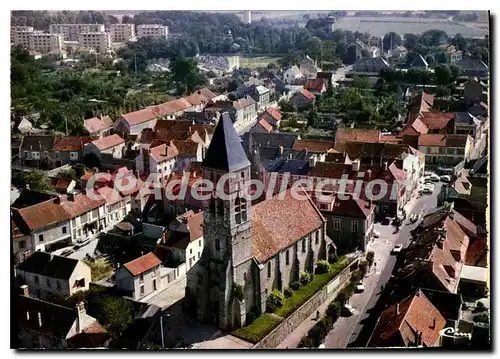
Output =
[{"x1": 202, "y1": 112, "x2": 250, "y2": 172}]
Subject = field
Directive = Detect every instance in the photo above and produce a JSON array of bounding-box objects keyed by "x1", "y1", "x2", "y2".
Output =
[
  {"x1": 334, "y1": 16, "x2": 488, "y2": 38},
  {"x1": 240, "y1": 56, "x2": 281, "y2": 69}
]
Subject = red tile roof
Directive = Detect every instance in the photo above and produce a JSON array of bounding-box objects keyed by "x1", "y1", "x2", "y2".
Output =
[
  {"x1": 123, "y1": 252, "x2": 162, "y2": 276},
  {"x1": 53, "y1": 136, "x2": 92, "y2": 151},
  {"x1": 121, "y1": 107, "x2": 158, "y2": 126},
  {"x1": 422, "y1": 91, "x2": 435, "y2": 106},
  {"x1": 50, "y1": 177, "x2": 74, "y2": 191},
  {"x1": 59, "y1": 194, "x2": 105, "y2": 218},
  {"x1": 251, "y1": 188, "x2": 324, "y2": 263},
  {"x1": 465, "y1": 237, "x2": 487, "y2": 267},
  {"x1": 91, "y1": 134, "x2": 125, "y2": 151},
  {"x1": 171, "y1": 139, "x2": 200, "y2": 156},
  {"x1": 418, "y1": 134, "x2": 469, "y2": 147},
  {"x1": 327, "y1": 195, "x2": 374, "y2": 219},
  {"x1": 16, "y1": 199, "x2": 71, "y2": 231},
  {"x1": 419, "y1": 113, "x2": 455, "y2": 130},
  {"x1": 233, "y1": 96, "x2": 256, "y2": 110},
  {"x1": 335, "y1": 128, "x2": 381, "y2": 144},
  {"x1": 150, "y1": 143, "x2": 179, "y2": 162},
  {"x1": 293, "y1": 139, "x2": 334, "y2": 153},
  {"x1": 265, "y1": 107, "x2": 282, "y2": 122},
  {"x1": 368, "y1": 290, "x2": 446, "y2": 347},
  {"x1": 305, "y1": 78, "x2": 326, "y2": 92},
  {"x1": 257, "y1": 119, "x2": 273, "y2": 133},
  {"x1": 299, "y1": 89, "x2": 315, "y2": 101},
  {"x1": 84, "y1": 116, "x2": 114, "y2": 134},
  {"x1": 399, "y1": 117, "x2": 429, "y2": 136}
]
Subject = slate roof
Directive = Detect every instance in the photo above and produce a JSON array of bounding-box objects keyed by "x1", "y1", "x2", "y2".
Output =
[
  {"x1": 84, "y1": 116, "x2": 114, "y2": 134},
  {"x1": 410, "y1": 54, "x2": 429, "y2": 68},
  {"x1": 368, "y1": 290, "x2": 446, "y2": 347},
  {"x1": 16, "y1": 251, "x2": 80, "y2": 280},
  {"x1": 21, "y1": 135, "x2": 56, "y2": 151},
  {"x1": 202, "y1": 112, "x2": 251, "y2": 172},
  {"x1": 251, "y1": 188, "x2": 324, "y2": 263},
  {"x1": 123, "y1": 252, "x2": 162, "y2": 277}
]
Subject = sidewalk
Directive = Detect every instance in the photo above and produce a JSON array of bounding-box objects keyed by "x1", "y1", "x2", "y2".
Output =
[{"x1": 276, "y1": 280, "x2": 348, "y2": 348}]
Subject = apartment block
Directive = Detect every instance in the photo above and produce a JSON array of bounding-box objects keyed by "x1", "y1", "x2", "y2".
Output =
[
  {"x1": 49, "y1": 23, "x2": 105, "y2": 41},
  {"x1": 11, "y1": 26, "x2": 34, "y2": 44},
  {"x1": 28, "y1": 32, "x2": 64, "y2": 53},
  {"x1": 108, "y1": 23, "x2": 136, "y2": 43},
  {"x1": 77, "y1": 32, "x2": 111, "y2": 53},
  {"x1": 136, "y1": 24, "x2": 168, "y2": 39}
]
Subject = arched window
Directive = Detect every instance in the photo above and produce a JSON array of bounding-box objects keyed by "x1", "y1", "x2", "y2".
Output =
[
  {"x1": 240, "y1": 197, "x2": 247, "y2": 222},
  {"x1": 240, "y1": 171, "x2": 245, "y2": 180},
  {"x1": 286, "y1": 250, "x2": 290, "y2": 266}
]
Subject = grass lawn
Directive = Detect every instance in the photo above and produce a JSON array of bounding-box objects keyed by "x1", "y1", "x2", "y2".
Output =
[
  {"x1": 240, "y1": 56, "x2": 281, "y2": 69},
  {"x1": 232, "y1": 313, "x2": 283, "y2": 344},
  {"x1": 275, "y1": 256, "x2": 349, "y2": 318}
]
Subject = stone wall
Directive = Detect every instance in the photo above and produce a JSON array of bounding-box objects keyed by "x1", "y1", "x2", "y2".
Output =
[{"x1": 253, "y1": 256, "x2": 359, "y2": 349}]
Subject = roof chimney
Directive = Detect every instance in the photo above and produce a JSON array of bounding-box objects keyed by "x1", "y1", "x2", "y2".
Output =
[
  {"x1": 20, "y1": 284, "x2": 29, "y2": 297},
  {"x1": 75, "y1": 302, "x2": 86, "y2": 333}
]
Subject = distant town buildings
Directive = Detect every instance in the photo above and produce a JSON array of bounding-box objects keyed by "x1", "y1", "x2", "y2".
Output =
[
  {"x1": 108, "y1": 23, "x2": 136, "y2": 43},
  {"x1": 49, "y1": 23, "x2": 106, "y2": 41},
  {"x1": 243, "y1": 10, "x2": 252, "y2": 24},
  {"x1": 77, "y1": 32, "x2": 111, "y2": 53},
  {"x1": 136, "y1": 24, "x2": 168, "y2": 39}
]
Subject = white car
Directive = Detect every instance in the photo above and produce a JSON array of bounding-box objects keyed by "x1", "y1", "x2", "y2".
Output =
[
  {"x1": 430, "y1": 174, "x2": 441, "y2": 182},
  {"x1": 319, "y1": 344, "x2": 326, "y2": 349},
  {"x1": 356, "y1": 284, "x2": 365, "y2": 293},
  {"x1": 373, "y1": 230, "x2": 380, "y2": 238},
  {"x1": 424, "y1": 171, "x2": 434, "y2": 177},
  {"x1": 392, "y1": 244, "x2": 403, "y2": 254},
  {"x1": 422, "y1": 187, "x2": 433, "y2": 194},
  {"x1": 343, "y1": 304, "x2": 356, "y2": 316},
  {"x1": 440, "y1": 175, "x2": 451, "y2": 182}
]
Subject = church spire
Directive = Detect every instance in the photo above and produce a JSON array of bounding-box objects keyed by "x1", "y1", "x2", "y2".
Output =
[{"x1": 202, "y1": 112, "x2": 250, "y2": 172}]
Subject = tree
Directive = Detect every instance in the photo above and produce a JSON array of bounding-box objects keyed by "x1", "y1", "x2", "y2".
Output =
[
  {"x1": 403, "y1": 33, "x2": 420, "y2": 50},
  {"x1": 13, "y1": 170, "x2": 54, "y2": 192},
  {"x1": 58, "y1": 169, "x2": 77, "y2": 181},
  {"x1": 351, "y1": 76, "x2": 371, "y2": 89},
  {"x1": 383, "y1": 32, "x2": 403, "y2": 51},
  {"x1": 90, "y1": 296, "x2": 133, "y2": 337},
  {"x1": 434, "y1": 64, "x2": 453, "y2": 86},
  {"x1": 451, "y1": 33, "x2": 467, "y2": 51},
  {"x1": 420, "y1": 29, "x2": 448, "y2": 47},
  {"x1": 169, "y1": 53, "x2": 207, "y2": 95}
]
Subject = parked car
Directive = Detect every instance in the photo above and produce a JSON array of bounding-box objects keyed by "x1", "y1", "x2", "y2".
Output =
[
  {"x1": 74, "y1": 239, "x2": 90, "y2": 249},
  {"x1": 440, "y1": 175, "x2": 451, "y2": 182},
  {"x1": 430, "y1": 174, "x2": 441, "y2": 182},
  {"x1": 60, "y1": 249, "x2": 74, "y2": 257},
  {"x1": 422, "y1": 186, "x2": 433, "y2": 194},
  {"x1": 409, "y1": 214, "x2": 419, "y2": 224},
  {"x1": 424, "y1": 171, "x2": 434, "y2": 177},
  {"x1": 319, "y1": 344, "x2": 326, "y2": 349},
  {"x1": 392, "y1": 244, "x2": 403, "y2": 254},
  {"x1": 356, "y1": 283, "x2": 365, "y2": 293},
  {"x1": 342, "y1": 304, "x2": 356, "y2": 316},
  {"x1": 373, "y1": 230, "x2": 380, "y2": 238}
]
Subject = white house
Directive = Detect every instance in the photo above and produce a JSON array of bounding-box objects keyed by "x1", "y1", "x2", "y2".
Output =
[
  {"x1": 136, "y1": 142, "x2": 179, "y2": 182},
  {"x1": 116, "y1": 252, "x2": 163, "y2": 301},
  {"x1": 283, "y1": 65, "x2": 304, "y2": 84},
  {"x1": 83, "y1": 134, "x2": 125, "y2": 160}
]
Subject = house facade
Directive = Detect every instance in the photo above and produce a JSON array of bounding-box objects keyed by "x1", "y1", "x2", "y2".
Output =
[
  {"x1": 116, "y1": 252, "x2": 163, "y2": 301},
  {"x1": 83, "y1": 134, "x2": 126, "y2": 161},
  {"x1": 51, "y1": 136, "x2": 92, "y2": 167}
]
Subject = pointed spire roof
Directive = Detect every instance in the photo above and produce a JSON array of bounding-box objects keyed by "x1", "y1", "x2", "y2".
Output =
[{"x1": 202, "y1": 112, "x2": 250, "y2": 172}]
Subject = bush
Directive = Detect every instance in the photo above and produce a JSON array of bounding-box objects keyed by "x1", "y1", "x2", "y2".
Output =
[
  {"x1": 358, "y1": 260, "x2": 368, "y2": 276},
  {"x1": 245, "y1": 306, "x2": 261, "y2": 326},
  {"x1": 461, "y1": 303, "x2": 468, "y2": 311},
  {"x1": 336, "y1": 291, "x2": 347, "y2": 306},
  {"x1": 232, "y1": 283, "x2": 244, "y2": 301},
  {"x1": 266, "y1": 290, "x2": 285, "y2": 313},
  {"x1": 315, "y1": 260, "x2": 330, "y2": 274},
  {"x1": 326, "y1": 301, "x2": 341, "y2": 321},
  {"x1": 328, "y1": 253, "x2": 337, "y2": 264},
  {"x1": 366, "y1": 251, "x2": 375, "y2": 267},
  {"x1": 284, "y1": 288, "x2": 293, "y2": 298},
  {"x1": 300, "y1": 271, "x2": 312, "y2": 285},
  {"x1": 476, "y1": 301, "x2": 485, "y2": 310},
  {"x1": 290, "y1": 281, "x2": 300, "y2": 291},
  {"x1": 351, "y1": 270, "x2": 363, "y2": 284},
  {"x1": 298, "y1": 336, "x2": 314, "y2": 348}
]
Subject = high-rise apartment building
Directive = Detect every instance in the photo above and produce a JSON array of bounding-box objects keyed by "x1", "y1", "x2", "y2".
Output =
[
  {"x1": 12, "y1": 28, "x2": 64, "y2": 53},
  {"x1": 136, "y1": 24, "x2": 168, "y2": 39},
  {"x1": 77, "y1": 32, "x2": 111, "y2": 53},
  {"x1": 108, "y1": 23, "x2": 136, "y2": 43},
  {"x1": 49, "y1": 23, "x2": 105, "y2": 41},
  {"x1": 11, "y1": 26, "x2": 34, "y2": 44}
]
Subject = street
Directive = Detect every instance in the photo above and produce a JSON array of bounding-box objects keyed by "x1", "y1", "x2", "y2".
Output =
[{"x1": 324, "y1": 182, "x2": 443, "y2": 348}]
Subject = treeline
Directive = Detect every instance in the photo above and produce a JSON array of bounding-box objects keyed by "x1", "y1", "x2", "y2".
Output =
[{"x1": 11, "y1": 10, "x2": 119, "y2": 29}]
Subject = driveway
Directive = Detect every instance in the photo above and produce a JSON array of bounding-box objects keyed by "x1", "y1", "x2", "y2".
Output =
[{"x1": 324, "y1": 182, "x2": 443, "y2": 348}]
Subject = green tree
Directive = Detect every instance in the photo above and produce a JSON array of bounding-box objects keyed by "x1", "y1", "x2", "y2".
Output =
[
  {"x1": 351, "y1": 76, "x2": 371, "y2": 89},
  {"x1": 434, "y1": 64, "x2": 453, "y2": 86},
  {"x1": 169, "y1": 53, "x2": 207, "y2": 95},
  {"x1": 58, "y1": 169, "x2": 77, "y2": 181},
  {"x1": 383, "y1": 32, "x2": 403, "y2": 51},
  {"x1": 13, "y1": 170, "x2": 54, "y2": 193},
  {"x1": 403, "y1": 33, "x2": 420, "y2": 49}
]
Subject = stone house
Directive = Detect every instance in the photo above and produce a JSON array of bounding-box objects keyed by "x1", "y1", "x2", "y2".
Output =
[
  {"x1": 413, "y1": 134, "x2": 472, "y2": 166},
  {"x1": 291, "y1": 89, "x2": 315, "y2": 110},
  {"x1": 161, "y1": 211, "x2": 204, "y2": 270},
  {"x1": 161, "y1": 173, "x2": 204, "y2": 218},
  {"x1": 283, "y1": 65, "x2": 304, "y2": 84},
  {"x1": 16, "y1": 291, "x2": 110, "y2": 349},
  {"x1": 20, "y1": 135, "x2": 57, "y2": 168},
  {"x1": 172, "y1": 139, "x2": 203, "y2": 173},
  {"x1": 51, "y1": 136, "x2": 92, "y2": 167},
  {"x1": 15, "y1": 252, "x2": 91, "y2": 299},
  {"x1": 83, "y1": 115, "x2": 114, "y2": 138},
  {"x1": 116, "y1": 252, "x2": 163, "y2": 301},
  {"x1": 184, "y1": 113, "x2": 330, "y2": 331},
  {"x1": 114, "y1": 107, "x2": 159, "y2": 136},
  {"x1": 353, "y1": 57, "x2": 390, "y2": 73},
  {"x1": 304, "y1": 78, "x2": 327, "y2": 96},
  {"x1": 83, "y1": 134, "x2": 126, "y2": 161},
  {"x1": 136, "y1": 142, "x2": 178, "y2": 182},
  {"x1": 463, "y1": 77, "x2": 486, "y2": 106},
  {"x1": 250, "y1": 85, "x2": 271, "y2": 111},
  {"x1": 232, "y1": 95, "x2": 258, "y2": 128},
  {"x1": 258, "y1": 107, "x2": 282, "y2": 129},
  {"x1": 321, "y1": 195, "x2": 376, "y2": 254}
]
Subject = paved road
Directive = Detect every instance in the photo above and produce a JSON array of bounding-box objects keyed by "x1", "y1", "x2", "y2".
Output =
[{"x1": 324, "y1": 182, "x2": 443, "y2": 348}]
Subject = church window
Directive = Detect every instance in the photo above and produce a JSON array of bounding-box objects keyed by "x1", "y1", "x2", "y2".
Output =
[
  {"x1": 215, "y1": 239, "x2": 220, "y2": 251},
  {"x1": 314, "y1": 231, "x2": 319, "y2": 245},
  {"x1": 286, "y1": 250, "x2": 290, "y2": 265},
  {"x1": 244, "y1": 272, "x2": 247, "y2": 282},
  {"x1": 241, "y1": 197, "x2": 247, "y2": 222},
  {"x1": 267, "y1": 262, "x2": 271, "y2": 278},
  {"x1": 235, "y1": 197, "x2": 242, "y2": 224},
  {"x1": 302, "y1": 238, "x2": 306, "y2": 253}
]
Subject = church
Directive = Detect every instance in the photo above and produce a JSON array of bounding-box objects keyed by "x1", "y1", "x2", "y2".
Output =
[{"x1": 184, "y1": 113, "x2": 334, "y2": 331}]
